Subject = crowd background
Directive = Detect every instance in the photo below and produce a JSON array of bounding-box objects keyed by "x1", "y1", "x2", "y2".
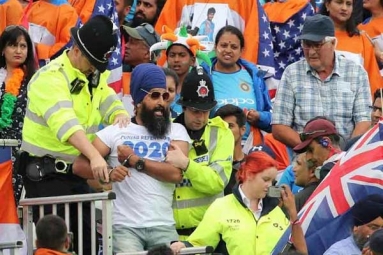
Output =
[{"x1": 1, "y1": 0, "x2": 383, "y2": 255}]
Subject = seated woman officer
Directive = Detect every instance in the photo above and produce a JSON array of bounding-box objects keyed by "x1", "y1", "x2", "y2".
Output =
[{"x1": 170, "y1": 150, "x2": 300, "y2": 255}]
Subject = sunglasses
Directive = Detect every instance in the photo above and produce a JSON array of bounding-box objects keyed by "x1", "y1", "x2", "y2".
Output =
[
  {"x1": 141, "y1": 88, "x2": 170, "y2": 101},
  {"x1": 299, "y1": 130, "x2": 327, "y2": 142},
  {"x1": 5, "y1": 25, "x2": 28, "y2": 32},
  {"x1": 369, "y1": 105, "x2": 383, "y2": 113}
]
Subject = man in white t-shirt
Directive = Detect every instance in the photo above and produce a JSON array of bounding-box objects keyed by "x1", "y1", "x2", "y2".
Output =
[{"x1": 72, "y1": 63, "x2": 190, "y2": 253}]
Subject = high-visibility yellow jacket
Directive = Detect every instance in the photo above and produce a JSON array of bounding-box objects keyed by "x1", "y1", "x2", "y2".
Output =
[
  {"x1": 185, "y1": 185, "x2": 289, "y2": 255},
  {"x1": 21, "y1": 51, "x2": 127, "y2": 163},
  {"x1": 173, "y1": 116, "x2": 234, "y2": 231}
]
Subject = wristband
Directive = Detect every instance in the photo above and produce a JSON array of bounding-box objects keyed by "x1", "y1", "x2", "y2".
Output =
[
  {"x1": 290, "y1": 219, "x2": 300, "y2": 225},
  {"x1": 182, "y1": 159, "x2": 190, "y2": 173},
  {"x1": 122, "y1": 154, "x2": 134, "y2": 167}
]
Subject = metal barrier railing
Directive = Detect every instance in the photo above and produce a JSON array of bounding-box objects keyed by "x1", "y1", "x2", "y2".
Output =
[
  {"x1": 116, "y1": 246, "x2": 214, "y2": 255},
  {"x1": 19, "y1": 191, "x2": 115, "y2": 255},
  {"x1": 0, "y1": 241, "x2": 23, "y2": 255}
]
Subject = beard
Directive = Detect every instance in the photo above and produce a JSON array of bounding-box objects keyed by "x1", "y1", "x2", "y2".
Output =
[
  {"x1": 352, "y1": 232, "x2": 369, "y2": 250},
  {"x1": 131, "y1": 11, "x2": 155, "y2": 27},
  {"x1": 140, "y1": 103, "x2": 171, "y2": 139}
]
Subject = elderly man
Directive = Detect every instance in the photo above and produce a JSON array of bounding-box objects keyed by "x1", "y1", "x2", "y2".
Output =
[
  {"x1": 324, "y1": 194, "x2": 383, "y2": 254},
  {"x1": 272, "y1": 14, "x2": 371, "y2": 149}
]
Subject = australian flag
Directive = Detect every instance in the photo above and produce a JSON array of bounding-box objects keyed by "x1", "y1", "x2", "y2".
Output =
[
  {"x1": 91, "y1": 0, "x2": 123, "y2": 93},
  {"x1": 272, "y1": 119, "x2": 383, "y2": 255}
]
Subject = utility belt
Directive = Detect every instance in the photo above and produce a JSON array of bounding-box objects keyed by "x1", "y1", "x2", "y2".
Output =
[
  {"x1": 15, "y1": 151, "x2": 73, "y2": 182},
  {"x1": 176, "y1": 227, "x2": 196, "y2": 236}
]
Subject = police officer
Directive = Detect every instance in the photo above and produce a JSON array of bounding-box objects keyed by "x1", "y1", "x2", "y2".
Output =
[
  {"x1": 165, "y1": 66, "x2": 234, "y2": 239},
  {"x1": 20, "y1": 15, "x2": 129, "y2": 254}
]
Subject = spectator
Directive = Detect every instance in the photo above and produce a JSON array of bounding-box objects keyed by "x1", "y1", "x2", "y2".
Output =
[
  {"x1": 214, "y1": 104, "x2": 246, "y2": 195},
  {"x1": 35, "y1": 215, "x2": 70, "y2": 255},
  {"x1": 324, "y1": 195, "x2": 383, "y2": 254},
  {"x1": 292, "y1": 152, "x2": 319, "y2": 212},
  {"x1": 120, "y1": 23, "x2": 160, "y2": 116},
  {"x1": 345, "y1": 88, "x2": 383, "y2": 150},
  {"x1": 367, "y1": 229, "x2": 383, "y2": 255},
  {"x1": 358, "y1": 0, "x2": 383, "y2": 74},
  {"x1": 21, "y1": 15, "x2": 129, "y2": 255},
  {"x1": 24, "y1": 0, "x2": 79, "y2": 67},
  {"x1": 272, "y1": 14, "x2": 371, "y2": 148},
  {"x1": 170, "y1": 151, "x2": 301, "y2": 255},
  {"x1": 277, "y1": 162, "x2": 303, "y2": 195},
  {"x1": 130, "y1": 0, "x2": 166, "y2": 28},
  {"x1": 162, "y1": 67, "x2": 179, "y2": 117},
  {"x1": 293, "y1": 117, "x2": 344, "y2": 181},
  {"x1": 0, "y1": 0, "x2": 23, "y2": 34},
  {"x1": 116, "y1": 0, "x2": 133, "y2": 26},
  {"x1": 73, "y1": 63, "x2": 190, "y2": 253},
  {"x1": 166, "y1": 67, "x2": 234, "y2": 239},
  {"x1": 0, "y1": 25, "x2": 36, "y2": 203},
  {"x1": 320, "y1": 0, "x2": 383, "y2": 98},
  {"x1": 201, "y1": 25, "x2": 272, "y2": 145}
]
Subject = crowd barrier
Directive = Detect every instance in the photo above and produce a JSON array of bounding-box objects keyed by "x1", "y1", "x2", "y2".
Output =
[
  {"x1": 19, "y1": 191, "x2": 116, "y2": 255},
  {"x1": 116, "y1": 246, "x2": 215, "y2": 255},
  {"x1": 0, "y1": 241, "x2": 23, "y2": 255}
]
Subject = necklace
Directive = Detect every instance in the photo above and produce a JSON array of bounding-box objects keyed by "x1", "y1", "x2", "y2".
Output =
[{"x1": 0, "y1": 68, "x2": 25, "y2": 130}]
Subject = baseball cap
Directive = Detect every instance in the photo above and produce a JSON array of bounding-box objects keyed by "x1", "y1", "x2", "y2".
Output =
[
  {"x1": 293, "y1": 118, "x2": 337, "y2": 153},
  {"x1": 121, "y1": 23, "x2": 160, "y2": 47},
  {"x1": 298, "y1": 14, "x2": 335, "y2": 42}
]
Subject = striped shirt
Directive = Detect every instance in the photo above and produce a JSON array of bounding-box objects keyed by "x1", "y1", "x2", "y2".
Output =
[{"x1": 272, "y1": 53, "x2": 371, "y2": 139}]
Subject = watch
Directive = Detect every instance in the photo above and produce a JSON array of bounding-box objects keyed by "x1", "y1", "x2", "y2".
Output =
[{"x1": 135, "y1": 158, "x2": 146, "y2": 172}]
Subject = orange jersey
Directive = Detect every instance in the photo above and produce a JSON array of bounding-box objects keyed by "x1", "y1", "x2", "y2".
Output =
[
  {"x1": 68, "y1": 0, "x2": 96, "y2": 24},
  {"x1": 335, "y1": 30, "x2": 383, "y2": 97},
  {"x1": 0, "y1": 0, "x2": 23, "y2": 34},
  {"x1": 24, "y1": 0, "x2": 79, "y2": 61}
]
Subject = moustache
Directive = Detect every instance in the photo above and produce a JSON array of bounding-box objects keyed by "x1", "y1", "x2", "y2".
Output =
[{"x1": 134, "y1": 11, "x2": 146, "y2": 19}]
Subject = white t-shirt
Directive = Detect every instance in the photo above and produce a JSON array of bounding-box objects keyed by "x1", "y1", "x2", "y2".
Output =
[{"x1": 96, "y1": 122, "x2": 190, "y2": 227}]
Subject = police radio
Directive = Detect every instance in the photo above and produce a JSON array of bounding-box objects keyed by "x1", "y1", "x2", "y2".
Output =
[{"x1": 70, "y1": 78, "x2": 85, "y2": 94}]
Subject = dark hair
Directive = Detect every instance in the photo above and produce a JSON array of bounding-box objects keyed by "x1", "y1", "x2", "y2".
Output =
[
  {"x1": 154, "y1": 0, "x2": 166, "y2": 26},
  {"x1": 215, "y1": 25, "x2": 245, "y2": 49},
  {"x1": 36, "y1": 215, "x2": 67, "y2": 250},
  {"x1": 214, "y1": 104, "x2": 246, "y2": 127},
  {"x1": 207, "y1": 7, "x2": 216, "y2": 14},
  {"x1": 319, "y1": 0, "x2": 360, "y2": 37},
  {"x1": 162, "y1": 67, "x2": 179, "y2": 88},
  {"x1": 0, "y1": 26, "x2": 36, "y2": 83},
  {"x1": 373, "y1": 88, "x2": 383, "y2": 102},
  {"x1": 147, "y1": 245, "x2": 173, "y2": 255},
  {"x1": 125, "y1": 0, "x2": 134, "y2": 6}
]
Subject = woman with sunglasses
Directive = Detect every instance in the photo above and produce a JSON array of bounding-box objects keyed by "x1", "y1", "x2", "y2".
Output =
[
  {"x1": 170, "y1": 151, "x2": 307, "y2": 255},
  {"x1": 320, "y1": 0, "x2": 383, "y2": 98},
  {"x1": 200, "y1": 25, "x2": 272, "y2": 146},
  {"x1": 0, "y1": 25, "x2": 36, "y2": 202}
]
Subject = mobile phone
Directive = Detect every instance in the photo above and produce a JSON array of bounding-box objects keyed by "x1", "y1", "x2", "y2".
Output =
[{"x1": 267, "y1": 186, "x2": 283, "y2": 198}]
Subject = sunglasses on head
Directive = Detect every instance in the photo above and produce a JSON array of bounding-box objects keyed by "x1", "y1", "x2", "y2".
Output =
[
  {"x1": 299, "y1": 130, "x2": 327, "y2": 142},
  {"x1": 141, "y1": 88, "x2": 170, "y2": 101}
]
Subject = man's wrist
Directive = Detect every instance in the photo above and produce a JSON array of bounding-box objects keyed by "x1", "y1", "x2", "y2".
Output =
[{"x1": 122, "y1": 154, "x2": 135, "y2": 167}]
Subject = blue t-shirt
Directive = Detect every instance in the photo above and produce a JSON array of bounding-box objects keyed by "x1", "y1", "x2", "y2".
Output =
[{"x1": 211, "y1": 68, "x2": 255, "y2": 140}]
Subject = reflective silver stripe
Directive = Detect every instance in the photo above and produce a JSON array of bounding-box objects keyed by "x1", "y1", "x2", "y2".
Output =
[
  {"x1": 208, "y1": 127, "x2": 218, "y2": 154},
  {"x1": 86, "y1": 125, "x2": 99, "y2": 134},
  {"x1": 104, "y1": 105, "x2": 126, "y2": 123},
  {"x1": 211, "y1": 162, "x2": 228, "y2": 185},
  {"x1": 173, "y1": 192, "x2": 223, "y2": 209},
  {"x1": 100, "y1": 94, "x2": 120, "y2": 117},
  {"x1": 57, "y1": 118, "x2": 81, "y2": 141},
  {"x1": 58, "y1": 68, "x2": 70, "y2": 88},
  {"x1": 25, "y1": 109, "x2": 48, "y2": 126},
  {"x1": 21, "y1": 140, "x2": 77, "y2": 162},
  {"x1": 44, "y1": 101, "x2": 73, "y2": 121},
  {"x1": 207, "y1": 127, "x2": 228, "y2": 183}
]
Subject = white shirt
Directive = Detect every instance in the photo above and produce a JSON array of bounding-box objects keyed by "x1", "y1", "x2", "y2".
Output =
[
  {"x1": 239, "y1": 185, "x2": 263, "y2": 220},
  {"x1": 97, "y1": 122, "x2": 190, "y2": 228}
]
